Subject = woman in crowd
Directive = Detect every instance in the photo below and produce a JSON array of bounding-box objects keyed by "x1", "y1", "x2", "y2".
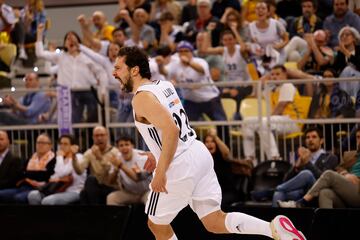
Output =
[{"x1": 28, "y1": 135, "x2": 86, "y2": 205}]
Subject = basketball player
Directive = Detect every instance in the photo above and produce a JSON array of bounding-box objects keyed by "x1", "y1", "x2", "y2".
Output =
[{"x1": 113, "y1": 46, "x2": 306, "y2": 240}]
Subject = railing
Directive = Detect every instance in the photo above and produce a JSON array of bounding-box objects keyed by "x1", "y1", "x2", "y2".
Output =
[{"x1": 1, "y1": 77, "x2": 359, "y2": 162}]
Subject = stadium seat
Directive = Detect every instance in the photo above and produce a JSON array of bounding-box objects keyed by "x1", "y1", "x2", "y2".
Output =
[{"x1": 221, "y1": 98, "x2": 237, "y2": 120}]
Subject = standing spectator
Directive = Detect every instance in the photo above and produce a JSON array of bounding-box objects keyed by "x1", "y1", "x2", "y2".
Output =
[
  {"x1": 35, "y1": 24, "x2": 107, "y2": 123},
  {"x1": 184, "y1": 0, "x2": 224, "y2": 46},
  {"x1": 0, "y1": 130, "x2": 24, "y2": 190},
  {"x1": 248, "y1": 1, "x2": 289, "y2": 72},
  {"x1": 165, "y1": 41, "x2": 227, "y2": 123},
  {"x1": 0, "y1": 72, "x2": 51, "y2": 125},
  {"x1": 274, "y1": 127, "x2": 339, "y2": 207},
  {"x1": 91, "y1": 11, "x2": 115, "y2": 42},
  {"x1": 28, "y1": 135, "x2": 86, "y2": 205},
  {"x1": 199, "y1": 29, "x2": 252, "y2": 119},
  {"x1": 0, "y1": 133, "x2": 56, "y2": 204},
  {"x1": 288, "y1": 0, "x2": 323, "y2": 38},
  {"x1": 323, "y1": 0, "x2": 360, "y2": 48},
  {"x1": 107, "y1": 135, "x2": 151, "y2": 205},
  {"x1": 73, "y1": 126, "x2": 119, "y2": 204}
]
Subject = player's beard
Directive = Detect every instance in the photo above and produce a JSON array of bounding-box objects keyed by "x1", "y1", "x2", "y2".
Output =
[{"x1": 121, "y1": 75, "x2": 134, "y2": 93}]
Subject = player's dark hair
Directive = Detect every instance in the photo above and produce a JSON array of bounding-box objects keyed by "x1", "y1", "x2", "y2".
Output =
[{"x1": 118, "y1": 46, "x2": 152, "y2": 79}]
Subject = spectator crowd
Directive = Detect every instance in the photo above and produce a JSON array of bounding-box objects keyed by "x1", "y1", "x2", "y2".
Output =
[{"x1": 0, "y1": 0, "x2": 359, "y2": 209}]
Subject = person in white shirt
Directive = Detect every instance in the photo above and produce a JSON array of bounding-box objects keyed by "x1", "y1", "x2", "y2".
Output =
[
  {"x1": 199, "y1": 29, "x2": 252, "y2": 119},
  {"x1": 107, "y1": 135, "x2": 151, "y2": 205},
  {"x1": 27, "y1": 135, "x2": 86, "y2": 205},
  {"x1": 242, "y1": 65, "x2": 301, "y2": 164},
  {"x1": 35, "y1": 24, "x2": 107, "y2": 123},
  {"x1": 164, "y1": 41, "x2": 227, "y2": 122}
]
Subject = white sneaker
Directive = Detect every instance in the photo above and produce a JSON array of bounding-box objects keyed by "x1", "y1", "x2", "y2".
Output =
[
  {"x1": 277, "y1": 200, "x2": 297, "y2": 208},
  {"x1": 271, "y1": 215, "x2": 306, "y2": 240},
  {"x1": 19, "y1": 48, "x2": 28, "y2": 60}
]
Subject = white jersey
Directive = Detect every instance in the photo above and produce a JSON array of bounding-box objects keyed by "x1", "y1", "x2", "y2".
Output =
[
  {"x1": 134, "y1": 80, "x2": 197, "y2": 164},
  {"x1": 223, "y1": 44, "x2": 250, "y2": 82},
  {"x1": 249, "y1": 18, "x2": 284, "y2": 49}
]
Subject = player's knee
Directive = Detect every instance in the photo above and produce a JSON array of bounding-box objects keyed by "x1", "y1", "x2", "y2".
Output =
[{"x1": 202, "y1": 211, "x2": 227, "y2": 234}]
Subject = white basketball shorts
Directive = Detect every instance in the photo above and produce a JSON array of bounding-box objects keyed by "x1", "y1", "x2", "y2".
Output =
[{"x1": 145, "y1": 140, "x2": 222, "y2": 225}]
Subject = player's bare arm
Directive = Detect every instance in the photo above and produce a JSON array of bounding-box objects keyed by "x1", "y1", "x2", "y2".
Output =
[{"x1": 132, "y1": 91, "x2": 179, "y2": 193}]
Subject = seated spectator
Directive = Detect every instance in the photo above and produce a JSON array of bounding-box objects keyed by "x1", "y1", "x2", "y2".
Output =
[
  {"x1": 0, "y1": 42, "x2": 17, "y2": 88},
  {"x1": 180, "y1": 0, "x2": 197, "y2": 25},
  {"x1": 28, "y1": 135, "x2": 86, "y2": 205},
  {"x1": 114, "y1": 0, "x2": 151, "y2": 29},
  {"x1": 183, "y1": 0, "x2": 223, "y2": 46},
  {"x1": 203, "y1": 128, "x2": 242, "y2": 205},
  {"x1": 0, "y1": 133, "x2": 56, "y2": 204},
  {"x1": 198, "y1": 29, "x2": 252, "y2": 119},
  {"x1": 288, "y1": 0, "x2": 323, "y2": 38},
  {"x1": 73, "y1": 126, "x2": 119, "y2": 204},
  {"x1": 0, "y1": 130, "x2": 24, "y2": 190},
  {"x1": 333, "y1": 26, "x2": 360, "y2": 99},
  {"x1": 149, "y1": 0, "x2": 182, "y2": 24},
  {"x1": 0, "y1": 72, "x2": 51, "y2": 125},
  {"x1": 242, "y1": 65, "x2": 302, "y2": 164},
  {"x1": 107, "y1": 135, "x2": 152, "y2": 205},
  {"x1": 308, "y1": 69, "x2": 336, "y2": 119},
  {"x1": 35, "y1": 24, "x2": 107, "y2": 123},
  {"x1": 279, "y1": 128, "x2": 360, "y2": 208},
  {"x1": 0, "y1": 0, "x2": 27, "y2": 59},
  {"x1": 91, "y1": 11, "x2": 115, "y2": 42},
  {"x1": 211, "y1": 0, "x2": 241, "y2": 20},
  {"x1": 324, "y1": 0, "x2": 360, "y2": 49},
  {"x1": 274, "y1": 127, "x2": 339, "y2": 207},
  {"x1": 20, "y1": 0, "x2": 47, "y2": 39},
  {"x1": 297, "y1": 30, "x2": 334, "y2": 74}
]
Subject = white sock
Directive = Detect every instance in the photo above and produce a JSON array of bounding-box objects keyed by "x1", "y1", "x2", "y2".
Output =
[
  {"x1": 225, "y1": 212, "x2": 273, "y2": 238},
  {"x1": 169, "y1": 233, "x2": 178, "y2": 240}
]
